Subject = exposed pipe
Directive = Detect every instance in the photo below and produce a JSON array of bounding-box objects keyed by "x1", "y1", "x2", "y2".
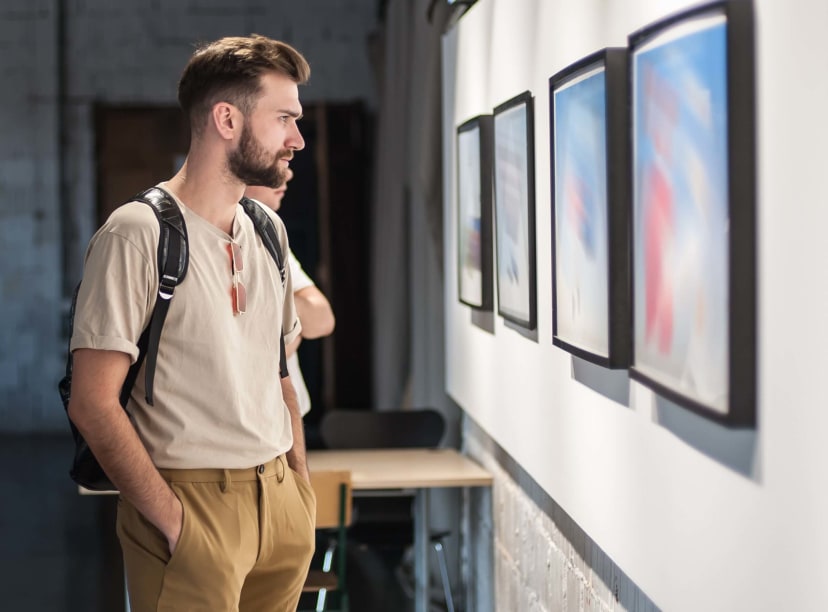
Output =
[{"x1": 57, "y1": 0, "x2": 73, "y2": 298}]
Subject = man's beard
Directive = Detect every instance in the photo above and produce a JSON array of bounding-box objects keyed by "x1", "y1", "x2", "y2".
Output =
[{"x1": 228, "y1": 123, "x2": 290, "y2": 189}]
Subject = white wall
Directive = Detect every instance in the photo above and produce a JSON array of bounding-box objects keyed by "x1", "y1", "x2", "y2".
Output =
[{"x1": 443, "y1": 1, "x2": 828, "y2": 610}]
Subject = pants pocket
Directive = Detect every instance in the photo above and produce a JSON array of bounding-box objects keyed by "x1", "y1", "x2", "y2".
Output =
[
  {"x1": 162, "y1": 487, "x2": 191, "y2": 572},
  {"x1": 290, "y1": 467, "x2": 317, "y2": 524},
  {"x1": 119, "y1": 482, "x2": 249, "y2": 611},
  {"x1": 117, "y1": 496, "x2": 171, "y2": 564},
  {"x1": 155, "y1": 484, "x2": 225, "y2": 611}
]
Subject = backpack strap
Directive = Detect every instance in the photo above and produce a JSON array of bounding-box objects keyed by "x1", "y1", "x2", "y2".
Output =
[
  {"x1": 239, "y1": 197, "x2": 286, "y2": 284},
  {"x1": 58, "y1": 283, "x2": 82, "y2": 410},
  {"x1": 126, "y1": 187, "x2": 189, "y2": 406},
  {"x1": 239, "y1": 196, "x2": 289, "y2": 378}
]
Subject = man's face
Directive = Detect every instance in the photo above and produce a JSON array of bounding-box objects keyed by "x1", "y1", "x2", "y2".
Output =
[
  {"x1": 228, "y1": 121, "x2": 289, "y2": 188},
  {"x1": 228, "y1": 71, "x2": 304, "y2": 188}
]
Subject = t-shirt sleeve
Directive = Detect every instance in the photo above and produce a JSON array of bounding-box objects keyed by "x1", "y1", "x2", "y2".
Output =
[{"x1": 69, "y1": 203, "x2": 158, "y2": 364}]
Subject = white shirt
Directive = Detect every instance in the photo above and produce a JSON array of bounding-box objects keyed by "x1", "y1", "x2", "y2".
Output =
[{"x1": 288, "y1": 251, "x2": 314, "y2": 416}]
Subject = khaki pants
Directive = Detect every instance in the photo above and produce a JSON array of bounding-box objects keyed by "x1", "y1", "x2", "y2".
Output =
[{"x1": 117, "y1": 456, "x2": 316, "y2": 612}]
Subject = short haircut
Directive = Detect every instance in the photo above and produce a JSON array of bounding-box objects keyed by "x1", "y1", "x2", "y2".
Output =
[{"x1": 178, "y1": 34, "x2": 310, "y2": 135}]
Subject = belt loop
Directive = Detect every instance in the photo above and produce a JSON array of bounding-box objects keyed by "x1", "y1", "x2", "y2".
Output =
[
  {"x1": 276, "y1": 456, "x2": 285, "y2": 483},
  {"x1": 221, "y1": 468, "x2": 232, "y2": 493}
]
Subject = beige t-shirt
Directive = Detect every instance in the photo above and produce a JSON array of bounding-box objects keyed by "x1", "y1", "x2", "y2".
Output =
[{"x1": 70, "y1": 190, "x2": 301, "y2": 469}]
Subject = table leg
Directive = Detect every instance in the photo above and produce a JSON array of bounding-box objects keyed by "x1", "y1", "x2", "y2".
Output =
[
  {"x1": 414, "y1": 488, "x2": 430, "y2": 612},
  {"x1": 125, "y1": 574, "x2": 131, "y2": 612}
]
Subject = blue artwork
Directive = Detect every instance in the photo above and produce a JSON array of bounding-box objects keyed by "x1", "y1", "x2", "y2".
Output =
[
  {"x1": 494, "y1": 99, "x2": 534, "y2": 327},
  {"x1": 458, "y1": 124, "x2": 484, "y2": 306},
  {"x1": 554, "y1": 64, "x2": 610, "y2": 357},
  {"x1": 632, "y1": 13, "x2": 730, "y2": 413}
]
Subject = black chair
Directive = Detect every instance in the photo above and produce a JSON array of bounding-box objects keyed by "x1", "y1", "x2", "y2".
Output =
[
  {"x1": 319, "y1": 408, "x2": 445, "y2": 450},
  {"x1": 319, "y1": 408, "x2": 456, "y2": 612}
]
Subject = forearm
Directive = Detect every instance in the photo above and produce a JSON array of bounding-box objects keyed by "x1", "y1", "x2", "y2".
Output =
[
  {"x1": 68, "y1": 349, "x2": 181, "y2": 548},
  {"x1": 281, "y1": 376, "x2": 309, "y2": 481},
  {"x1": 294, "y1": 286, "x2": 335, "y2": 339},
  {"x1": 75, "y1": 402, "x2": 180, "y2": 537}
]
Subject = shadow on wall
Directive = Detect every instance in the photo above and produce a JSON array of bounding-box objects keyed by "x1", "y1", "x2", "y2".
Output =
[
  {"x1": 572, "y1": 356, "x2": 631, "y2": 407},
  {"x1": 503, "y1": 318, "x2": 539, "y2": 343},
  {"x1": 569, "y1": 356, "x2": 759, "y2": 481},
  {"x1": 470, "y1": 309, "x2": 495, "y2": 334},
  {"x1": 655, "y1": 397, "x2": 760, "y2": 481}
]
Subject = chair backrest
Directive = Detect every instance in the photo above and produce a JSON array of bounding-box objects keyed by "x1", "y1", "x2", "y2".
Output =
[
  {"x1": 303, "y1": 470, "x2": 353, "y2": 609},
  {"x1": 310, "y1": 470, "x2": 353, "y2": 529},
  {"x1": 320, "y1": 408, "x2": 446, "y2": 450}
]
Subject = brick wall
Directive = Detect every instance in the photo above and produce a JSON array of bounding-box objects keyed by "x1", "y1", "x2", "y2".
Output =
[
  {"x1": 0, "y1": 0, "x2": 379, "y2": 431},
  {"x1": 0, "y1": 1, "x2": 63, "y2": 430},
  {"x1": 463, "y1": 417, "x2": 659, "y2": 612}
]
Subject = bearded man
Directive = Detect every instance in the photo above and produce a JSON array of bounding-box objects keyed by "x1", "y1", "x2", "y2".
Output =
[{"x1": 67, "y1": 35, "x2": 316, "y2": 612}]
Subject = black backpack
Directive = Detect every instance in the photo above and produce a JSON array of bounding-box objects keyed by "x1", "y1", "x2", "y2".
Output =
[{"x1": 59, "y1": 187, "x2": 288, "y2": 491}]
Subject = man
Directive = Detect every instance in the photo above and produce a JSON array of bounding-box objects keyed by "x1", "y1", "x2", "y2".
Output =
[
  {"x1": 67, "y1": 35, "x2": 316, "y2": 611},
  {"x1": 246, "y1": 168, "x2": 335, "y2": 417}
]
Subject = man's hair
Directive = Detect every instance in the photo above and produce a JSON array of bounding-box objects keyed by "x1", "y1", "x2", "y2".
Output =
[{"x1": 178, "y1": 34, "x2": 310, "y2": 136}]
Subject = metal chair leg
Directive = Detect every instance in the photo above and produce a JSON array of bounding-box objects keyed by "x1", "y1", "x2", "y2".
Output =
[
  {"x1": 432, "y1": 538, "x2": 455, "y2": 612},
  {"x1": 315, "y1": 540, "x2": 336, "y2": 611}
]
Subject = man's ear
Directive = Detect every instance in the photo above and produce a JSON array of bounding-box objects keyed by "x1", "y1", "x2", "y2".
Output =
[{"x1": 211, "y1": 102, "x2": 240, "y2": 141}]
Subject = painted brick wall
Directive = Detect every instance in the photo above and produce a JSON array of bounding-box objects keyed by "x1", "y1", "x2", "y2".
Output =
[
  {"x1": 0, "y1": 0, "x2": 379, "y2": 431},
  {"x1": 0, "y1": 1, "x2": 63, "y2": 430},
  {"x1": 463, "y1": 417, "x2": 660, "y2": 612}
]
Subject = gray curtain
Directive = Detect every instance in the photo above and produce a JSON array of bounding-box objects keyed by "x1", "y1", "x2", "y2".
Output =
[
  {"x1": 370, "y1": 0, "x2": 454, "y2": 423},
  {"x1": 370, "y1": 0, "x2": 412, "y2": 412},
  {"x1": 369, "y1": 1, "x2": 463, "y2": 594}
]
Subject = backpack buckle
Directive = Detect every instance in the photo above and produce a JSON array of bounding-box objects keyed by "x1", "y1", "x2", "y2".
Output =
[{"x1": 158, "y1": 274, "x2": 178, "y2": 300}]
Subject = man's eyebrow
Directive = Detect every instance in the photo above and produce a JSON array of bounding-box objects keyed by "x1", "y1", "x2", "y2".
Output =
[{"x1": 279, "y1": 108, "x2": 303, "y2": 120}]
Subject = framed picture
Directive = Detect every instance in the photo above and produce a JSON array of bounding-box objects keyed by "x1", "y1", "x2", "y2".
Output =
[
  {"x1": 457, "y1": 115, "x2": 494, "y2": 310},
  {"x1": 629, "y1": 0, "x2": 756, "y2": 426},
  {"x1": 550, "y1": 48, "x2": 631, "y2": 369},
  {"x1": 493, "y1": 91, "x2": 536, "y2": 330}
]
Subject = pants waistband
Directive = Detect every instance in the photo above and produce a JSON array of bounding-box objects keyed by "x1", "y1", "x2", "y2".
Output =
[{"x1": 158, "y1": 455, "x2": 285, "y2": 483}]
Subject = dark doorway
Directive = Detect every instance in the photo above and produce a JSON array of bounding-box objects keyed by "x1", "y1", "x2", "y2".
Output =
[{"x1": 94, "y1": 105, "x2": 190, "y2": 224}]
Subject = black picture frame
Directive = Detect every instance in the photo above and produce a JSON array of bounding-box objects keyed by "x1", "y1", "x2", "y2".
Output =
[
  {"x1": 456, "y1": 115, "x2": 494, "y2": 310},
  {"x1": 493, "y1": 91, "x2": 537, "y2": 330},
  {"x1": 549, "y1": 48, "x2": 631, "y2": 369},
  {"x1": 628, "y1": 0, "x2": 756, "y2": 426}
]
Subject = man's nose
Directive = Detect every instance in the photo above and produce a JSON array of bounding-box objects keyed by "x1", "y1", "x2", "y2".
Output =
[{"x1": 288, "y1": 123, "x2": 305, "y2": 151}]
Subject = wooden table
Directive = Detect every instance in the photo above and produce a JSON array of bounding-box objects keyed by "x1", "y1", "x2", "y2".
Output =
[{"x1": 307, "y1": 448, "x2": 492, "y2": 612}]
